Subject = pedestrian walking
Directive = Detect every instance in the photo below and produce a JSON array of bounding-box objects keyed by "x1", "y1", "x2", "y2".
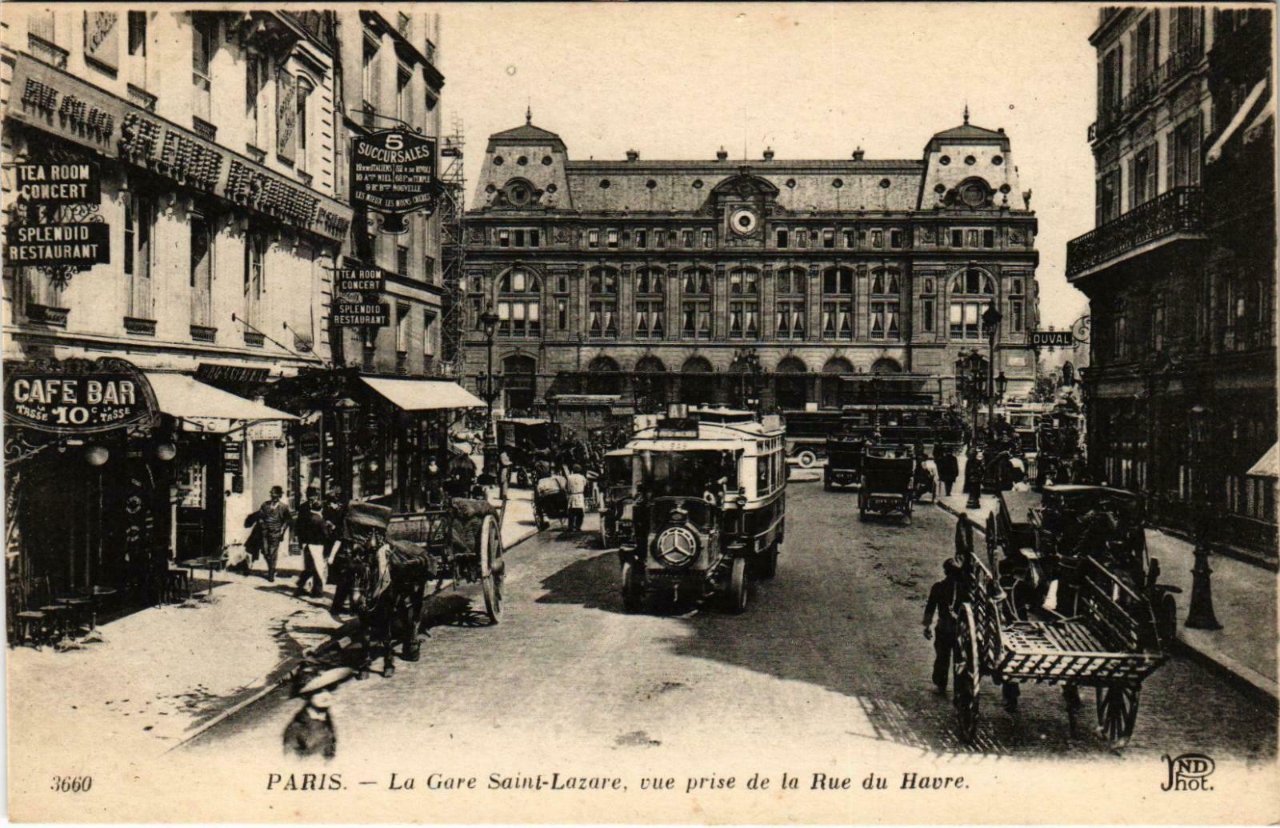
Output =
[
  {"x1": 283, "y1": 666, "x2": 351, "y2": 760},
  {"x1": 423, "y1": 456, "x2": 445, "y2": 506},
  {"x1": 565, "y1": 464, "x2": 588, "y2": 532},
  {"x1": 323, "y1": 490, "x2": 354, "y2": 618},
  {"x1": 936, "y1": 447, "x2": 959, "y2": 496},
  {"x1": 497, "y1": 447, "x2": 512, "y2": 501},
  {"x1": 923, "y1": 558, "x2": 961, "y2": 693},
  {"x1": 255, "y1": 485, "x2": 293, "y2": 583},
  {"x1": 294, "y1": 487, "x2": 329, "y2": 598}
]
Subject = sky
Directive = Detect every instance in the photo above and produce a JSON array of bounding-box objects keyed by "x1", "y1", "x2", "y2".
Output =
[{"x1": 431, "y1": 2, "x2": 1100, "y2": 328}]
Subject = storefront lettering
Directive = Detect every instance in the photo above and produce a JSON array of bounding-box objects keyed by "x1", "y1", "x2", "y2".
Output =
[
  {"x1": 15, "y1": 162, "x2": 99, "y2": 202},
  {"x1": 5, "y1": 360, "x2": 156, "y2": 435}
]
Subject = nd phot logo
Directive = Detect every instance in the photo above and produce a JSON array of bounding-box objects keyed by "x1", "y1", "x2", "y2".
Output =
[{"x1": 1161, "y1": 753, "x2": 1215, "y2": 792}]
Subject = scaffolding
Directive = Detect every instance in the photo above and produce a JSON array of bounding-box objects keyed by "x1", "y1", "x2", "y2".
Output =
[{"x1": 438, "y1": 115, "x2": 467, "y2": 378}]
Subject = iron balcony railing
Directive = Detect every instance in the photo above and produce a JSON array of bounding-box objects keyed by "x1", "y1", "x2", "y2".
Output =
[{"x1": 1066, "y1": 186, "x2": 1204, "y2": 278}]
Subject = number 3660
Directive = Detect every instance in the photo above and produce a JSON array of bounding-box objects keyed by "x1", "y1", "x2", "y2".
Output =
[{"x1": 50, "y1": 775, "x2": 92, "y2": 793}]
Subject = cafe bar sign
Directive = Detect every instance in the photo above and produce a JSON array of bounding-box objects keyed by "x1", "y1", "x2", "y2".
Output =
[
  {"x1": 331, "y1": 268, "x2": 390, "y2": 327},
  {"x1": 4, "y1": 358, "x2": 158, "y2": 435},
  {"x1": 8, "y1": 54, "x2": 352, "y2": 244}
]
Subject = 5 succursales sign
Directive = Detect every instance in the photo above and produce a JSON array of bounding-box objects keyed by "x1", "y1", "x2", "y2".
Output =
[{"x1": 350, "y1": 129, "x2": 437, "y2": 233}]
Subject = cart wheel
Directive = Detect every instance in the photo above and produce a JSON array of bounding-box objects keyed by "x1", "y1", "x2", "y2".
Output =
[
  {"x1": 1096, "y1": 684, "x2": 1139, "y2": 749},
  {"x1": 479, "y1": 514, "x2": 504, "y2": 624},
  {"x1": 796, "y1": 450, "x2": 817, "y2": 469},
  {"x1": 953, "y1": 603, "x2": 981, "y2": 744},
  {"x1": 727, "y1": 557, "x2": 749, "y2": 614},
  {"x1": 757, "y1": 542, "x2": 779, "y2": 580},
  {"x1": 535, "y1": 509, "x2": 548, "y2": 531},
  {"x1": 621, "y1": 561, "x2": 643, "y2": 613}
]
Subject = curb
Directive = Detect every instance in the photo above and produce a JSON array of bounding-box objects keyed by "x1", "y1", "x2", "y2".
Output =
[
  {"x1": 935, "y1": 497, "x2": 1278, "y2": 705},
  {"x1": 172, "y1": 513, "x2": 546, "y2": 751}
]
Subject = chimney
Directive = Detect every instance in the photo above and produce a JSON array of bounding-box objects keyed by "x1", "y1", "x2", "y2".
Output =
[
  {"x1": 716, "y1": 146, "x2": 728, "y2": 161},
  {"x1": 852, "y1": 146, "x2": 865, "y2": 161},
  {"x1": 763, "y1": 147, "x2": 775, "y2": 161},
  {"x1": 625, "y1": 149, "x2": 639, "y2": 162},
  {"x1": 997, "y1": 127, "x2": 1005, "y2": 134}
]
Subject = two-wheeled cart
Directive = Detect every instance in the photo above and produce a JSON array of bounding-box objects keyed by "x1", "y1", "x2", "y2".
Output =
[{"x1": 950, "y1": 517, "x2": 1166, "y2": 749}]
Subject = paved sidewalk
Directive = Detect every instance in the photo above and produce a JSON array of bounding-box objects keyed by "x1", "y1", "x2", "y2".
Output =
[
  {"x1": 6, "y1": 490, "x2": 544, "y2": 761},
  {"x1": 931, "y1": 463, "x2": 1278, "y2": 702}
]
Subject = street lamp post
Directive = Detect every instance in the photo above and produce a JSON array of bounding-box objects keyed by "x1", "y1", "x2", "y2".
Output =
[
  {"x1": 1185, "y1": 403, "x2": 1223, "y2": 630},
  {"x1": 479, "y1": 307, "x2": 500, "y2": 451},
  {"x1": 958, "y1": 351, "x2": 986, "y2": 509},
  {"x1": 982, "y1": 302, "x2": 1003, "y2": 437}
]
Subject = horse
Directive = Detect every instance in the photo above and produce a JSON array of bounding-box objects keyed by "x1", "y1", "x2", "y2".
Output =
[{"x1": 346, "y1": 529, "x2": 433, "y2": 679}]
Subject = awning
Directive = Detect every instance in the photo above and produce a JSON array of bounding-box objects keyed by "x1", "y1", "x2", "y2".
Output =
[
  {"x1": 1244, "y1": 87, "x2": 1274, "y2": 145},
  {"x1": 1207, "y1": 78, "x2": 1268, "y2": 163},
  {"x1": 147, "y1": 372, "x2": 298, "y2": 433},
  {"x1": 360, "y1": 377, "x2": 484, "y2": 412},
  {"x1": 1246, "y1": 443, "x2": 1278, "y2": 478}
]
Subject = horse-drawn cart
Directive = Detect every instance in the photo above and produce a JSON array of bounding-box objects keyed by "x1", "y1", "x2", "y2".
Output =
[{"x1": 950, "y1": 517, "x2": 1167, "y2": 748}]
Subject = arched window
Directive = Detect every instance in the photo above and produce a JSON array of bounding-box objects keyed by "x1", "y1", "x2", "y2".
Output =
[
  {"x1": 680, "y1": 267, "x2": 712, "y2": 339},
  {"x1": 634, "y1": 267, "x2": 665, "y2": 340},
  {"x1": 586, "y1": 355, "x2": 622, "y2": 395},
  {"x1": 821, "y1": 267, "x2": 854, "y2": 340},
  {"x1": 869, "y1": 267, "x2": 901, "y2": 340},
  {"x1": 871, "y1": 357, "x2": 902, "y2": 374},
  {"x1": 679, "y1": 355, "x2": 714, "y2": 405},
  {"x1": 634, "y1": 355, "x2": 668, "y2": 411},
  {"x1": 728, "y1": 267, "x2": 760, "y2": 339},
  {"x1": 502, "y1": 354, "x2": 537, "y2": 412},
  {"x1": 774, "y1": 356, "x2": 808, "y2": 410},
  {"x1": 588, "y1": 266, "x2": 619, "y2": 338},
  {"x1": 949, "y1": 267, "x2": 995, "y2": 341},
  {"x1": 497, "y1": 267, "x2": 541, "y2": 338},
  {"x1": 821, "y1": 356, "x2": 854, "y2": 409},
  {"x1": 775, "y1": 267, "x2": 807, "y2": 340}
]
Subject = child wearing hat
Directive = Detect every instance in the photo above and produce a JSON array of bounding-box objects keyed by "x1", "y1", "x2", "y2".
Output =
[{"x1": 283, "y1": 666, "x2": 352, "y2": 759}]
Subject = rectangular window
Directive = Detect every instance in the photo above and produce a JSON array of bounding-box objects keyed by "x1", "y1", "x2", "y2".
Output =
[
  {"x1": 822, "y1": 229, "x2": 835, "y2": 249},
  {"x1": 655, "y1": 230, "x2": 666, "y2": 249},
  {"x1": 776, "y1": 300, "x2": 805, "y2": 339},
  {"x1": 128, "y1": 11, "x2": 146, "y2": 56},
  {"x1": 589, "y1": 300, "x2": 618, "y2": 338},
  {"x1": 529, "y1": 229, "x2": 540, "y2": 248},
  {"x1": 776, "y1": 228, "x2": 788, "y2": 248},
  {"x1": 295, "y1": 78, "x2": 311, "y2": 173},
  {"x1": 842, "y1": 229, "x2": 856, "y2": 248},
  {"x1": 701, "y1": 229, "x2": 713, "y2": 247},
  {"x1": 889, "y1": 229, "x2": 902, "y2": 249},
  {"x1": 951, "y1": 229, "x2": 963, "y2": 247},
  {"x1": 189, "y1": 213, "x2": 212, "y2": 326},
  {"x1": 869, "y1": 300, "x2": 900, "y2": 340},
  {"x1": 396, "y1": 244, "x2": 409, "y2": 276},
  {"x1": 682, "y1": 229, "x2": 694, "y2": 248},
  {"x1": 361, "y1": 37, "x2": 378, "y2": 114},
  {"x1": 966, "y1": 229, "x2": 980, "y2": 247},
  {"x1": 681, "y1": 300, "x2": 711, "y2": 339},
  {"x1": 191, "y1": 15, "x2": 214, "y2": 121},
  {"x1": 556, "y1": 298, "x2": 568, "y2": 330},
  {"x1": 514, "y1": 229, "x2": 525, "y2": 247},
  {"x1": 607, "y1": 229, "x2": 619, "y2": 249},
  {"x1": 397, "y1": 64, "x2": 412, "y2": 124},
  {"x1": 1170, "y1": 116, "x2": 1202, "y2": 188},
  {"x1": 124, "y1": 192, "x2": 153, "y2": 317},
  {"x1": 950, "y1": 301, "x2": 983, "y2": 340},
  {"x1": 821, "y1": 300, "x2": 853, "y2": 340},
  {"x1": 870, "y1": 229, "x2": 883, "y2": 248},
  {"x1": 498, "y1": 229, "x2": 510, "y2": 248},
  {"x1": 983, "y1": 229, "x2": 995, "y2": 248},
  {"x1": 795, "y1": 229, "x2": 808, "y2": 249},
  {"x1": 396, "y1": 302, "x2": 411, "y2": 352},
  {"x1": 635, "y1": 229, "x2": 647, "y2": 248},
  {"x1": 922, "y1": 297, "x2": 935, "y2": 333},
  {"x1": 728, "y1": 300, "x2": 759, "y2": 339},
  {"x1": 423, "y1": 310, "x2": 435, "y2": 357},
  {"x1": 635, "y1": 299, "x2": 664, "y2": 339},
  {"x1": 245, "y1": 231, "x2": 265, "y2": 326},
  {"x1": 587, "y1": 230, "x2": 599, "y2": 248},
  {"x1": 246, "y1": 53, "x2": 267, "y2": 146}
]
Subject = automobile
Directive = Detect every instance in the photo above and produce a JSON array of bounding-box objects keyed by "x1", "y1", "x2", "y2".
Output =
[
  {"x1": 857, "y1": 444, "x2": 916, "y2": 521},
  {"x1": 619, "y1": 408, "x2": 787, "y2": 613},
  {"x1": 824, "y1": 432, "x2": 865, "y2": 490}
]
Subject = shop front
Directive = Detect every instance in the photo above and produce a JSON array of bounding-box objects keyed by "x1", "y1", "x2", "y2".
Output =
[
  {"x1": 144, "y1": 372, "x2": 298, "y2": 562},
  {"x1": 264, "y1": 368, "x2": 484, "y2": 512},
  {"x1": 5, "y1": 358, "x2": 173, "y2": 620}
]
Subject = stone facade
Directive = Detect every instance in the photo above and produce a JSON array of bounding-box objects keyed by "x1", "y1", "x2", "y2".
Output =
[
  {"x1": 462, "y1": 114, "x2": 1041, "y2": 414},
  {"x1": 1067, "y1": 7, "x2": 1276, "y2": 556}
]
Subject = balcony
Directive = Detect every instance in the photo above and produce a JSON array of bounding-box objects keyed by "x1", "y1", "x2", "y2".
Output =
[
  {"x1": 1067, "y1": 187, "x2": 1204, "y2": 279},
  {"x1": 1161, "y1": 42, "x2": 1204, "y2": 87}
]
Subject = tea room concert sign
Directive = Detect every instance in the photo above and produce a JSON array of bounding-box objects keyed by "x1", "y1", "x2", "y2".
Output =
[{"x1": 331, "y1": 269, "x2": 390, "y2": 327}]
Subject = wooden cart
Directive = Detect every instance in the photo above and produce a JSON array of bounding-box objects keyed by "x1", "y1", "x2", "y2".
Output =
[
  {"x1": 386, "y1": 498, "x2": 506, "y2": 623},
  {"x1": 858, "y1": 446, "x2": 915, "y2": 521},
  {"x1": 950, "y1": 517, "x2": 1166, "y2": 749}
]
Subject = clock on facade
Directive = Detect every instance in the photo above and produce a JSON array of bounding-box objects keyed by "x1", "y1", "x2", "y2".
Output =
[{"x1": 729, "y1": 208, "x2": 758, "y2": 236}]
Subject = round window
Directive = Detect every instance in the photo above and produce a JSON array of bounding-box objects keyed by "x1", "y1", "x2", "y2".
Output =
[
  {"x1": 599, "y1": 179, "x2": 610, "y2": 189},
  {"x1": 939, "y1": 155, "x2": 951, "y2": 166},
  {"x1": 693, "y1": 179, "x2": 704, "y2": 189},
  {"x1": 934, "y1": 183, "x2": 946, "y2": 194},
  {"x1": 485, "y1": 183, "x2": 497, "y2": 193},
  {"x1": 517, "y1": 155, "x2": 528, "y2": 166},
  {"x1": 992, "y1": 155, "x2": 1004, "y2": 166},
  {"x1": 879, "y1": 178, "x2": 891, "y2": 189},
  {"x1": 965, "y1": 155, "x2": 977, "y2": 166},
  {"x1": 960, "y1": 183, "x2": 986, "y2": 208},
  {"x1": 542, "y1": 155, "x2": 553, "y2": 165},
  {"x1": 999, "y1": 183, "x2": 1011, "y2": 194},
  {"x1": 646, "y1": 179, "x2": 657, "y2": 189},
  {"x1": 546, "y1": 183, "x2": 558, "y2": 193},
  {"x1": 493, "y1": 156, "x2": 505, "y2": 166},
  {"x1": 785, "y1": 178, "x2": 797, "y2": 189},
  {"x1": 506, "y1": 183, "x2": 531, "y2": 206},
  {"x1": 833, "y1": 178, "x2": 844, "y2": 189}
]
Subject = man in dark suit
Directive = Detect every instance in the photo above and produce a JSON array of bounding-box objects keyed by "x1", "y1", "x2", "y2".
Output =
[{"x1": 923, "y1": 558, "x2": 961, "y2": 694}]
